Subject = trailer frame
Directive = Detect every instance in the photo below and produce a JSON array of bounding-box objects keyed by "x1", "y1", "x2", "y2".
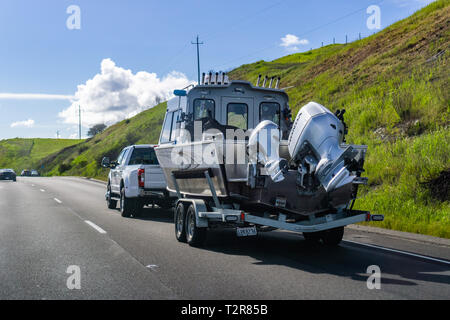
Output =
[{"x1": 171, "y1": 171, "x2": 383, "y2": 246}]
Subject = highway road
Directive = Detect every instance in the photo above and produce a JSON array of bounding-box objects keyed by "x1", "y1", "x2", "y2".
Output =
[{"x1": 0, "y1": 177, "x2": 449, "y2": 299}]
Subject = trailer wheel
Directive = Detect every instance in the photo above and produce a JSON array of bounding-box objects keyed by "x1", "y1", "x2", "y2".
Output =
[
  {"x1": 321, "y1": 227, "x2": 344, "y2": 246},
  {"x1": 303, "y1": 232, "x2": 321, "y2": 243},
  {"x1": 174, "y1": 203, "x2": 187, "y2": 242},
  {"x1": 185, "y1": 204, "x2": 206, "y2": 247}
]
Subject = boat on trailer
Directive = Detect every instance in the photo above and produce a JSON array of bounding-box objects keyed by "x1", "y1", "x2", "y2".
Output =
[{"x1": 155, "y1": 72, "x2": 383, "y2": 246}]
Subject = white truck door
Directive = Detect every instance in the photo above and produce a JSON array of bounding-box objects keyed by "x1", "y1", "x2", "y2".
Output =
[{"x1": 111, "y1": 148, "x2": 128, "y2": 193}]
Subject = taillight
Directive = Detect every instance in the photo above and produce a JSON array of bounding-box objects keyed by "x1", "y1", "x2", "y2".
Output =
[{"x1": 138, "y1": 168, "x2": 145, "y2": 188}]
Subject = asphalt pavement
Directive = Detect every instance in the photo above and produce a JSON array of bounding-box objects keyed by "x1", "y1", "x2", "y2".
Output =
[{"x1": 0, "y1": 177, "x2": 449, "y2": 299}]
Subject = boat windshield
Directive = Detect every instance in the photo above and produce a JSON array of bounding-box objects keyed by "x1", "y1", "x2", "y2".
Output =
[
  {"x1": 194, "y1": 99, "x2": 215, "y2": 120},
  {"x1": 260, "y1": 102, "x2": 280, "y2": 126},
  {"x1": 227, "y1": 103, "x2": 248, "y2": 130}
]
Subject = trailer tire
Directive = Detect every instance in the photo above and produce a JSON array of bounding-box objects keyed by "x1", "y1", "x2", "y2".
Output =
[
  {"x1": 321, "y1": 227, "x2": 344, "y2": 246},
  {"x1": 185, "y1": 204, "x2": 206, "y2": 247},
  {"x1": 175, "y1": 203, "x2": 187, "y2": 243},
  {"x1": 303, "y1": 232, "x2": 321, "y2": 243}
]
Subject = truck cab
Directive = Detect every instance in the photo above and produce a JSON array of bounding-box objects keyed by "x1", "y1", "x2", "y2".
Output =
[{"x1": 101, "y1": 144, "x2": 174, "y2": 217}]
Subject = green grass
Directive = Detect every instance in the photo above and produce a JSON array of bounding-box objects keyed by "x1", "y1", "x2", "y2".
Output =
[
  {"x1": 357, "y1": 129, "x2": 450, "y2": 238},
  {"x1": 0, "y1": 138, "x2": 83, "y2": 173},
  {"x1": 227, "y1": 0, "x2": 450, "y2": 237},
  {"x1": 39, "y1": 101, "x2": 168, "y2": 180},
  {"x1": 0, "y1": 0, "x2": 448, "y2": 238}
]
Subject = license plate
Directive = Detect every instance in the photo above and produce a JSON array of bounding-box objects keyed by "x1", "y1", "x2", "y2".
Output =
[
  {"x1": 236, "y1": 226, "x2": 257, "y2": 237},
  {"x1": 275, "y1": 196, "x2": 286, "y2": 208}
]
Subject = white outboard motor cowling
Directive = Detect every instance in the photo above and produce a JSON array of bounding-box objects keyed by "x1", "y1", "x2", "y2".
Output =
[
  {"x1": 288, "y1": 102, "x2": 357, "y2": 193},
  {"x1": 248, "y1": 120, "x2": 287, "y2": 183}
]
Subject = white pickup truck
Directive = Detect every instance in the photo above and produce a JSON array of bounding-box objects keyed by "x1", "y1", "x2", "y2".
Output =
[{"x1": 101, "y1": 144, "x2": 175, "y2": 217}]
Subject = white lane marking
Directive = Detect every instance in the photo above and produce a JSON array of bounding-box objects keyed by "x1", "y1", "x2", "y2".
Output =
[
  {"x1": 146, "y1": 264, "x2": 159, "y2": 271},
  {"x1": 54, "y1": 198, "x2": 62, "y2": 204},
  {"x1": 344, "y1": 240, "x2": 450, "y2": 265},
  {"x1": 32, "y1": 184, "x2": 35, "y2": 187},
  {"x1": 40, "y1": 189, "x2": 45, "y2": 192},
  {"x1": 84, "y1": 220, "x2": 107, "y2": 234}
]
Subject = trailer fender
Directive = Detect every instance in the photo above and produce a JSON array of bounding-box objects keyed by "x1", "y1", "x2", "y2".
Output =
[{"x1": 176, "y1": 199, "x2": 209, "y2": 228}]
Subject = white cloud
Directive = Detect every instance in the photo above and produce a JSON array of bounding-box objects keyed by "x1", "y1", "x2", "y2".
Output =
[
  {"x1": 0, "y1": 93, "x2": 73, "y2": 100},
  {"x1": 10, "y1": 119, "x2": 35, "y2": 128},
  {"x1": 59, "y1": 58, "x2": 192, "y2": 127},
  {"x1": 280, "y1": 34, "x2": 309, "y2": 49}
]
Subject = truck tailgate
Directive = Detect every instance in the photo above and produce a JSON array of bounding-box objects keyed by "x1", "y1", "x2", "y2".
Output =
[{"x1": 144, "y1": 165, "x2": 166, "y2": 190}]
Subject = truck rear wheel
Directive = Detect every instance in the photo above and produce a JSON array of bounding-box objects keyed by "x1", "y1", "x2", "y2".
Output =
[
  {"x1": 120, "y1": 187, "x2": 133, "y2": 218},
  {"x1": 175, "y1": 203, "x2": 187, "y2": 242},
  {"x1": 321, "y1": 227, "x2": 344, "y2": 246},
  {"x1": 185, "y1": 204, "x2": 206, "y2": 247}
]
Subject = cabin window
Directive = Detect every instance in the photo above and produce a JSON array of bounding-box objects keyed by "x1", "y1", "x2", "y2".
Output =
[
  {"x1": 193, "y1": 99, "x2": 215, "y2": 120},
  {"x1": 116, "y1": 149, "x2": 126, "y2": 165},
  {"x1": 129, "y1": 148, "x2": 158, "y2": 165},
  {"x1": 160, "y1": 111, "x2": 174, "y2": 143},
  {"x1": 260, "y1": 102, "x2": 280, "y2": 126},
  {"x1": 227, "y1": 103, "x2": 248, "y2": 130}
]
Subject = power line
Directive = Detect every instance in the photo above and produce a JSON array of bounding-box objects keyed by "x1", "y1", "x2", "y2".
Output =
[
  {"x1": 202, "y1": 0, "x2": 286, "y2": 41},
  {"x1": 211, "y1": 0, "x2": 385, "y2": 70},
  {"x1": 157, "y1": 0, "x2": 286, "y2": 78},
  {"x1": 159, "y1": 42, "x2": 191, "y2": 76}
]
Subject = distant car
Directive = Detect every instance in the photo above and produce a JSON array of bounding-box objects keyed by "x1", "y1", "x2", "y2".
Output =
[
  {"x1": 31, "y1": 170, "x2": 40, "y2": 176},
  {"x1": 0, "y1": 169, "x2": 17, "y2": 181},
  {"x1": 21, "y1": 170, "x2": 31, "y2": 177}
]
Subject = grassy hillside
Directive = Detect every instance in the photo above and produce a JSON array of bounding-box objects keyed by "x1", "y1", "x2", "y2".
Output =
[
  {"x1": 37, "y1": 101, "x2": 167, "y2": 179},
  {"x1": 9, "y1": 1, "x2": 450, "y2": 237},
  {"x1": 227, "y1": 0, "x2": 450, "y2": 237},
  {"x1": 0, "y1": 138, "x2": 83, "y2": 173}
]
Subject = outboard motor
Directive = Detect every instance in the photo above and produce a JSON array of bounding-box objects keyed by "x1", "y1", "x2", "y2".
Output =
[
  {"x1": 288, "y1": 102, "x2": 358, "y2": 193},
  {"x1": 248, "y1": 120, "x2": 288, "y2": 183}
]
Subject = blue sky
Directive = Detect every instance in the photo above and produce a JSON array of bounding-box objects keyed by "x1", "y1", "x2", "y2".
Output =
[{"x1": 0, "y1": 0, "x2": 434, "y2": 139}]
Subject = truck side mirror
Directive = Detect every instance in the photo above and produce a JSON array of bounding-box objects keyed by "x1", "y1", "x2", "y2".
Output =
[{"x1": 101, "y1": 157, "x2": 110, "y2": 168}]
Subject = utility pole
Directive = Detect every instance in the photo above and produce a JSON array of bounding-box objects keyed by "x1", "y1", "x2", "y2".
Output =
[
  {"x1": 78, "y1": 105, "x2": 81, "y2": 140},
  {"x1": 56, "y1": 130, "x2": 60, "y2": 139},
  {"x1": 191, "y1": 35, "x2": 203, "y2": 84}
]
